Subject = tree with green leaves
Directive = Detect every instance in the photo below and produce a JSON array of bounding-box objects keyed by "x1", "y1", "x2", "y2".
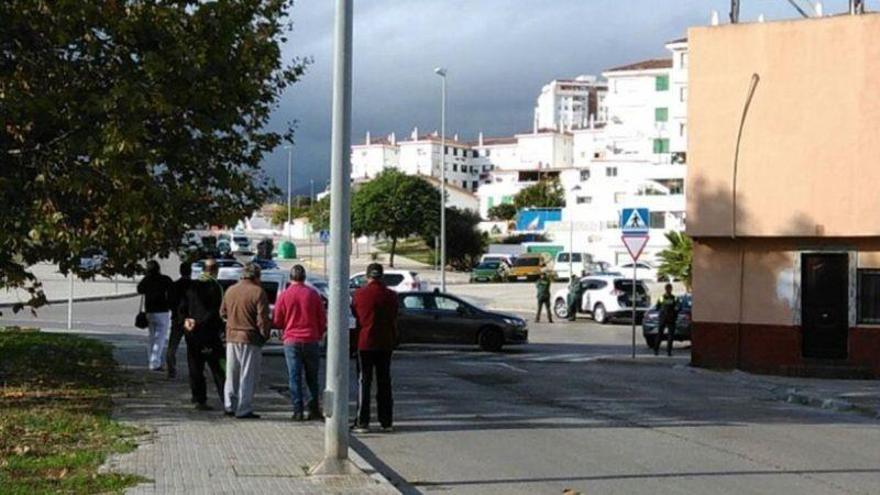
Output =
[
  {"x1": 513, "y1": 178, "x2": 565, "y2": 209},
  {"x1": 307, "y1": 195, "x2": 331, "y2": 233},
  {"x1": 657, "y1": 231, "x2": 693, "y2": 290},
  {"x1": 1, "y1": 0, "x2": 305, "y2": 310},
  {"x1": 487, "y1": 203, "x2": 518, "y2": 221},
  {"x1": 423, "y1": 207, "x2": 486, "y2": 270},
  {"x1": 351, "y1": 170, "x2": 440, "y2": 267}
]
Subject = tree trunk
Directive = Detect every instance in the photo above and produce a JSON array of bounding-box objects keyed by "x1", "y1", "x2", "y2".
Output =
[{"x1": 389, "y1": 237, "x2": 397, "y2": 267}]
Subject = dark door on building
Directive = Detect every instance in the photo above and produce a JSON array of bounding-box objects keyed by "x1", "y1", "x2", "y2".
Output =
[{"x1": 801, "y1": 253, "x2": 849, "y2": 359}]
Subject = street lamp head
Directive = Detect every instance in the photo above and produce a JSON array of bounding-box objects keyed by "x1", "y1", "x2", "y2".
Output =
[{"x1": 434, "y1": 67, "x2": 447, "y2": 77}]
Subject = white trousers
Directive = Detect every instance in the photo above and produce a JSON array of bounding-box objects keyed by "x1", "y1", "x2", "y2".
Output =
[
  {"x1": 146, "y1": 312, "x2": 171, "y2": 370},
  {"x1": 224, "y1": 343, "x2": 262, "y2": 416}
]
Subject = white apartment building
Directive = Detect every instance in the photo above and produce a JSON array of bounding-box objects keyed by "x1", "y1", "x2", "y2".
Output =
[
  {"x1": 533, "y1": 75, "x2": 607, "y2": 131},
  {"x1": 350, "y1": 38, "x2": 689, "y2": 264}
]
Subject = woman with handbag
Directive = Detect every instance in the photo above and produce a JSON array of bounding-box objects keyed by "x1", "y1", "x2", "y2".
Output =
[{"x1": 137, "y1": 260, "x2": 173, "y2": 371}]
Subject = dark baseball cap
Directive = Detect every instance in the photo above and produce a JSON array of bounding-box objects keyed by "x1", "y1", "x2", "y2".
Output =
[{"x1": 367, "y1": 263, "x2": 384, "y2": 279}]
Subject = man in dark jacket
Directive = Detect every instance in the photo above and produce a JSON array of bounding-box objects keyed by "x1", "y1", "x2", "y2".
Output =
[
  {"x1": 535, "y1": 271, "x2": 553, "y2": 323},
  {"x1": 351, "y1": 263, "x2": 399, "y2": 433},
  {"x1": 165, "y1": 262, "x2": 192, "y2": 379},
  {"x1": 179, "y1": 258, "x2": 226, "y2": 410}
]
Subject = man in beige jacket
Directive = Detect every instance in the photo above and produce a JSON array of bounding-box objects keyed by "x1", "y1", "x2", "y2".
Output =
[{"x1": 221, "y1": 263, "x2": 271, "y2": 419}]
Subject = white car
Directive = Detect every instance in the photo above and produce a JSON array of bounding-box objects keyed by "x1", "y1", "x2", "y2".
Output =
[
  {"x1": 552, "y1": 251, "x2": 594, "y2": 281},
  {"x1": 230, "y1": 233, "x2": 253, "y2": 254},
  {"x1": 609, "y1": 261, "x2": 660, "y2": 282},
  {"x1": 349, "y1": 270, "x2": 426, "y2": 292},
  {"x1": 551, "y1": 274, "x2": 651, "y2": 324}
]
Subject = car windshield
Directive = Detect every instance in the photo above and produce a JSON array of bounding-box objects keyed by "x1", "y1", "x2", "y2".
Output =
[
  {"x1": 477, "y1": 262, "x2": 500, "y2": 269},
  {"x1": 514, "y1": 257, "x2": 540, "y2": 267},
  {"x1": 679, "y1": 295, "x2": 693, "y2": 309},
  {"x1": 614, "y1": 280, "x2": 648, "y2": 294},
  {"x1": 233, "y1": 237, "x2": 248, "y2": 243}
]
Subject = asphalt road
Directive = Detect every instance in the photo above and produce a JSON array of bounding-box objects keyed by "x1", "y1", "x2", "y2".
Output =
[{"x1": 4, "y1": 294, "x2": 879, "y2": 495}]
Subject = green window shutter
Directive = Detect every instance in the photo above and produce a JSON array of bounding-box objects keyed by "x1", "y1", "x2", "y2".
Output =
[
  {"x1": 655, "y1": 75, "x2": 669, "y2": 91},
  {"x1": 655, "y1": 107, "x2": 668, "y2": 122},
  {"x1": 653, "y1": 138, "x2": 670, "y2": 153},
  {"x1": 487, "y1": 197, "x2": 495, "y2": 209},
  {"x1": 502, "y1": 195, "x2": 513, "y2": 205}
]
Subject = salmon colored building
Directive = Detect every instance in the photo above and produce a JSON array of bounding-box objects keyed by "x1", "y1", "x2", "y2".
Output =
[{"x1": 687, "y1": 14, "x2": 880, "y2": 377}]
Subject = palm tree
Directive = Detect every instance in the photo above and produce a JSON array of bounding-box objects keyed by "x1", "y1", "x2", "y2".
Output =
[{"x1": 657, "y1": 231, "x2": 693, "y2": 290}]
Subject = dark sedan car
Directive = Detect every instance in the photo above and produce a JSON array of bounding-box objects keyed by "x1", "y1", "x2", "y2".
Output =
[
  {"x1": 642, "y1": 294, "x2": 692, "y2": 348},
  {"x1": 397, "y1": 291, "x2": 528, "y2": 352}
]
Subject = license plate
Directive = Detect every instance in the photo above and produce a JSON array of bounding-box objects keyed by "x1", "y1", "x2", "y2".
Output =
[{"x1": 517, "y1": 276, "x2": 527, "y2": 280}]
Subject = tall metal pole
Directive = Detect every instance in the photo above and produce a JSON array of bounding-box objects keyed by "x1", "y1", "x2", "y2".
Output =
[
  {"x1": 67, "y1": 273, "x2": 74, "y2": 330},
  {"x1": 286, "y1": 146, "x2": 293, "y2": 241},
  {"x1": 312, "y1": 0, "x2": 356, "y2": 476},
  {"x1": 435, "y1": 68, "x2": 447, "y2": 292},
  {"x1": 632, "y1": 264, "x2": 637, "y2": 359}
]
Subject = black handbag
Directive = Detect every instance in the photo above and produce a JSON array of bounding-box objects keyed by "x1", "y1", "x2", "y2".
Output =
[{"x1": 135, "y1": 296, "x2": 149, "y2": 329}]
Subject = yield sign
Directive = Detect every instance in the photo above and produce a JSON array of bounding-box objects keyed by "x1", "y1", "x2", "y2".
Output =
[{"x1": 622, "y1": 235, "x2": 649, "y2": 261}]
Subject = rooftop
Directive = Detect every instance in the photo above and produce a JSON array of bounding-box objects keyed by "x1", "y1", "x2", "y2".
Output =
[{"x1": 604, "y1": 58, "x2": 673, "y2": 73}]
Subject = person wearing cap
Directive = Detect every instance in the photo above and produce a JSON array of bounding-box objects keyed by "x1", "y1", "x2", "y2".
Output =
[
  {"x1": 273, "y1": 264, "x2": 326, "y2": 421},
  {"x1": 351, "y1": 263, "x2": 399, "y2": 433},
  {"x1": 179, "y1": 258, "x2": 226, "y2": 410},
  {"x1": 220, "y1": 262, "x2": 271, "y2": 419}
]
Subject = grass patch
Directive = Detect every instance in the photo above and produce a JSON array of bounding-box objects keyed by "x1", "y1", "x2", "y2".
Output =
[
  {"x1": 0, "y1": 327, "x2": 143, "y2": 494},
  {"x1": 375, "y1": 237, "x2": 437, "y2": 266}
]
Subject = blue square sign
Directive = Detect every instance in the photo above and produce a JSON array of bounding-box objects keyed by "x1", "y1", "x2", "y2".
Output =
[{"x1": 620, "y1": 208, "x2": 650, "y2": 234}]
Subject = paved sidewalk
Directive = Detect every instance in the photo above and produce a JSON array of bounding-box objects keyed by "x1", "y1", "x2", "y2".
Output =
[
  {"x1": 96, "y1": 330, "x2": 397, "y2": 494},
  {"x1": 1, "y1": 263, "x2": 137, "y2": 307}
]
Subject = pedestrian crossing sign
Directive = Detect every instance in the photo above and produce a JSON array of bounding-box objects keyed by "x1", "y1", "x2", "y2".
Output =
[{"x1": 620, "y1": 208, "x2": 649, "y2": 234}]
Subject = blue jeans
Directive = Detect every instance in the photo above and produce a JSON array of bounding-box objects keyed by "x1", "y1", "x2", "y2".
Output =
[{"x1": 283, "y1": 343, "x2": 320, "y2": 414}]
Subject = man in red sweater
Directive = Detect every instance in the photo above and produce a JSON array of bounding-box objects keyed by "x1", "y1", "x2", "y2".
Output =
[
  {"x1": 273, "y1": 265, "x2": 326, "y2": 421},
  {"x1": 351, "y1": 263, "x2": 399, "y2": 433}
]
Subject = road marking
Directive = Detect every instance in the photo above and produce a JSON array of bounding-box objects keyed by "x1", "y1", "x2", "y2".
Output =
[{"x1": 452, "y1": 361, "x2": 528, "y2": 373}]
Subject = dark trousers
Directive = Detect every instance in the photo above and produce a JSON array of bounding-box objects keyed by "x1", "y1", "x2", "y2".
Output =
[
  {"x1": 166, "y1": 321, "x2": 185, "y2": 376},
  {"x1": 657, "y1": 319, "x2": 675, "y2": 355},
  {"x1": 536, "y1": 298, "x2": 553, "y2": 323},
  {"x1": 356, "y1": 350, "x2": 393, "y2": 428},
  {"x1": 283, "y1": 343, "x2": 321, "y2": 415},
  {"x1": 186, "y1": 338, "x2": 225, "y2": 404}
]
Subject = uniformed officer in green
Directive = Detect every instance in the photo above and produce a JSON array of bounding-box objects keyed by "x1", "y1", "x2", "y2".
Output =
[
  {"x1": 535, "y1": 271, "x2": 553, "y2": 323},
  {"x1": 656, "y1": 283, "x2": 679, "y2": 356}
]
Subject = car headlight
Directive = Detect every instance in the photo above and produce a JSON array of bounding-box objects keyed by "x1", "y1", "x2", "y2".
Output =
[{"x1": 503, "y1": 318, "x2": 524, "y2": 327}]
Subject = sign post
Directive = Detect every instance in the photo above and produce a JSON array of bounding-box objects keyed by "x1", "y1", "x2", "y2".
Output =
[
  {"x1": 621, "y1": 208, "x2": 650, "y2": 359},
  {"x1": 320, "y1": 229, "x2": 331, "y2": 279}
]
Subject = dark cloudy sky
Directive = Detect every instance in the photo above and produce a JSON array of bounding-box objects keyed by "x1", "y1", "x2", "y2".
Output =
[{"x1": 261, "y1": 0, "x2": 856, "y2": 195}]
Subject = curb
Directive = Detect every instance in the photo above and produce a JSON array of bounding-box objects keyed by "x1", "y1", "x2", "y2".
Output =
[
  {"x1": 0, "y1": 291, "x2": 139, "y2": 309},
  {"x1": 347, "y1": 444, "x2": 403, "y2": 494}
]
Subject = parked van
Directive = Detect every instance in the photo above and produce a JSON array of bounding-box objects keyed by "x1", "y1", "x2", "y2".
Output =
[
  {"x1": 552, "y1": 252, "x2": 594, "y2": 281},
  {"x1": 508, "y1": 252, "x2": 550, "y2": 282}
]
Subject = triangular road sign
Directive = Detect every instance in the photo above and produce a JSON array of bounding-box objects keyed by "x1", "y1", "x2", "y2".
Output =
[{"x1": 622, "y1": 235, "x2": 649, "y2": 261}]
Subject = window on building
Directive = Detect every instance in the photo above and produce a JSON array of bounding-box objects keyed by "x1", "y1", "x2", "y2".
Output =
[
  {"x1": 655, "y1": 75, "x2": 669, "y2": 91},
  {"x1": 680, "y1": 52, "x2": 689, "y2": 68},
  {"x1": 606, "y1": 167, "x2": 618, "y2": 177},
  {"x1": 668, "y1": 179, "x2": 684, "y2": 195},
  {"x1": 576, "y1": 196, "x2": 592, "y2": 205},
  {"x1": 680, "y1": 86, "x2": 688, "y2": 102},
  {"x1": 613, "y1": 192, "x2": 625, "y2": 203},
  {"x1": 650, "y1": 211, "x2": 666, "y2": 229},
  {"x1": 472, "y1": 181, "x2": 479, "y2": 190},
  {"x1": 485, "y1": 149, "x2": 491, "y2": 157},
  {"x1": 653, "y1": 138, "x2": 670, "y2": 154},
  {"x1": 444, "y1": 146, "x2": 450, "y2": 154},
  {"x1": 453, "y1": 148, "x2": 458, "y2": 157},
  {"x1": 858, "y1": 270, "x2": 880, "y2": 324},
  {"x1": 462, "y1": 180, "x2": 467, "y2": 188},
  {"x1": 655, "y1": 107, "x2": 668, "y2": 122},
  {"x1": 679, "y1": 123, "x2": 686, "y2": 137},
  {"x1": 502, "y1": 195, "x2": 514, "y2": 205},
  {"x1": 580, "y1": 169, "x2": 591, "y2": 181},
  {"x1": 452, "y1": 164, "x2": 458, "y2": 172}
]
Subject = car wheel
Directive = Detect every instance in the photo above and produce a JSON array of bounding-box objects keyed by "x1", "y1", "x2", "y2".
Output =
[
  {"x1": 593, "y1": 303, "x2": 607, "y2": 324},
  {"x1": 553, "y1": 298, "x2": 569, "y2": 319},
  {"x1": 478, "y1": 327, "x2": 504, "y2": 352}
]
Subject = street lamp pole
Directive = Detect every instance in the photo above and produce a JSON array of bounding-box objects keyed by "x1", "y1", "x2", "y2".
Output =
[
  {"x1": 312, "y1": 0, "x2": 356, "y2": 476},
  {"x1": 285, "y1": 145, "x2": 293, "y2": 240},
  {"x1": 434, "y1": 67, "x2": 447, "y2": 292}
]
